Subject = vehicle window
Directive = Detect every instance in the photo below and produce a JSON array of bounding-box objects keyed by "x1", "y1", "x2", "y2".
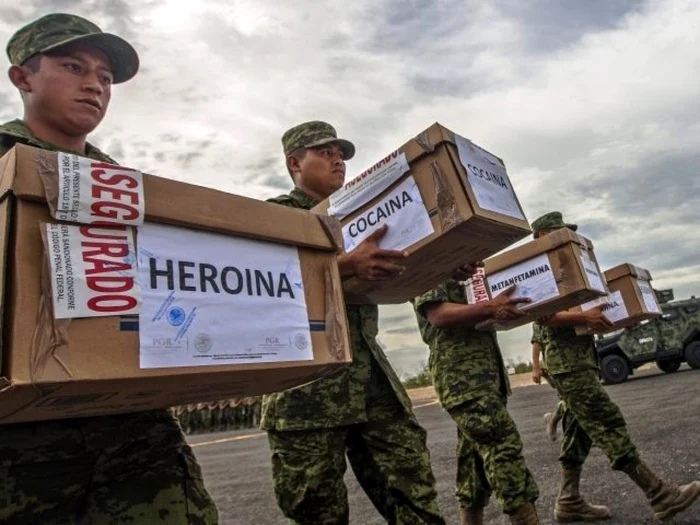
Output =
[{"x1": 683, "y1": 305, "x2": 699, "y2": 314}]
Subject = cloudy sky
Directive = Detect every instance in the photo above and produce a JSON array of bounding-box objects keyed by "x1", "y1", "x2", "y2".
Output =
[{"x1": 2, "y1": 0, "x2": 699, "y2": 377}]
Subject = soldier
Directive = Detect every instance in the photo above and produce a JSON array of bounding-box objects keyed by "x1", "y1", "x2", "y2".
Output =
[
  {"x1": 531, "y1": 211, "x2": 700, "y2": 523},
  {"x1": 413, "y1": 280, "x2": 541, "y2": 525},
  {"x1": 0, "y1": 14, "x2": 218, "y2": 524},
  {"x1": 262, "y1": 121, "x2": 446, "y2": 524}
]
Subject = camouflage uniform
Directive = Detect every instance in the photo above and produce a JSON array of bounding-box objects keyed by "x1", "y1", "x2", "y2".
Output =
[
  {"x1": 262, "y1": 183, "x2": 444, "y2": 524},
  {"x1": 413, "y1": 279, "x2": 539, "y2": 514},
  {"x1": 531, "y1": 323, "x2": 641, "y2": 473},
  {"x1": 0, "y1": 17, "x2": 217, "y2": 521}
]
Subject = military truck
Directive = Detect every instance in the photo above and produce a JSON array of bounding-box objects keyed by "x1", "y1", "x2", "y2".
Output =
[{"x1": 595, "y1": 295, "x2": 700, "y2": 384}]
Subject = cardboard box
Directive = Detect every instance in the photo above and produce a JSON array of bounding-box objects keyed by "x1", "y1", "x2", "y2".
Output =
[
  {"x1": 312, "y1": 123, "x2": 532, "y2": 304},
  {"x1": 573, "y1": 264, "x2": 662, "y2": 335},
  {"x1": 0, "y1": 145, "x2": 351, "y2": 424},
  {"x1": 476, "y1": 228, "x2": 609, "y2": 330}
]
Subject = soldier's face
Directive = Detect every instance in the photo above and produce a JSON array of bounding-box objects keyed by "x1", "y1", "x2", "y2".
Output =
[
  {"x1": 21, "y1": 44, "x2": 113, "y2": 136},
  {"x1": 295, "y1": 144, "x2": 346, "y2": 198}
]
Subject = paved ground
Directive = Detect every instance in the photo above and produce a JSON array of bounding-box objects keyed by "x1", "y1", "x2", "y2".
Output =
[{"x1": 189, "y1": 366, "x2": 700, "y2": 524}]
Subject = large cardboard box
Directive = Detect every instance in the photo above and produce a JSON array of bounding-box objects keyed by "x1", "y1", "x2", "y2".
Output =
[
  {"x1": 475, "y1": 228, "x2": 609, "y2": 330},
  {"x1": 573, "y1": 264, "x2": 662, "y2": 335},
  {"x1": 312, "y1": 123, "x2": 532, "y2": 304},
  {"x1": 0, "y1": 145, "x2": 351, "y2": 424}
]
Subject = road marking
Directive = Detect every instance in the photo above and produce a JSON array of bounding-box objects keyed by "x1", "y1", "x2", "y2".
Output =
[
  {"x1": 190, "y1": 432, "x2": 265, "y2": 448},
  {"x1": 413, "y1": 400, "x2": 439, "y2": 409},
  {"x1": 190, "y1": 401, "x2": 440, "y2": 448}
]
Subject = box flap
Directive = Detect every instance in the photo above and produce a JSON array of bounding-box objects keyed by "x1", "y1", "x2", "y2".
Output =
[
  {"x1": 9, "y1": 144, "x2": 339, "y2": 251},
  {"x1": 405, "y1": 122, "x2": 510, "y2": 168},
  {"x1": 0, "y1": 148, "x2": 18, "y2": 202},
  {"x1": 401, "y1": 122, "x2": 454, "y2": 164},
  {"x1": 0, "y1": 198, "x2": 13, "y2": 375},
  {"x1": 484, "y1": 228, "x2": 591, "y2": 274},
  {"x1": 604, "y1": 263, "x2": 652, "y2": 282}
]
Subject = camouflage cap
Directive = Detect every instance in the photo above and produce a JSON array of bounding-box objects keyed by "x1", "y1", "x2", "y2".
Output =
[
  {"x1": 282, "y1": 121, "x2": 355, "y2": 160},
  {"x1": 6, "y1": 13, "x2": 139, "y2": 84},
  {"x1": 531, "y1": 211, "x2": 578, "y2": 235}
]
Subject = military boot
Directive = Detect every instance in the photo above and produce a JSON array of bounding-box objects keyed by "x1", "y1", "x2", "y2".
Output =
[
  {"x1": 629, "y1": 463, "x2": 700, "y2": 521},
  {"x1": 628, "y1": 462, "x2": 700, "y2": 522},
  {"x1": 458, "y1": 506, "x2": 483, "y2": 525},
  {"x1": 554, "y1": 468, "x2": 612, "y2": 521},
  {"x1": 509, "y1": 502, "x2": 539, "y2": 525}
]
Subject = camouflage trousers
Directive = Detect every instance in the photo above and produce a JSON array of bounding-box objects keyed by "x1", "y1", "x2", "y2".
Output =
[
  {"x1": 266, "y1": 404, "x2": 445, "y2": 525},
  {"x1": 0, "y1": 409, "x2": 218, "y2": 525},
  {"x1": 448, "y1": 393, "x2": 539, "y2": 514},
  {"x1": 552, "y1": 369, "x2": 641, "y2": 473}
]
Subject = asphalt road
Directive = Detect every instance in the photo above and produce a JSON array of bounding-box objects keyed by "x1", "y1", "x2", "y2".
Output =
[{"x1": 189, "y1": 366, "x2": 700, "y2": 524}]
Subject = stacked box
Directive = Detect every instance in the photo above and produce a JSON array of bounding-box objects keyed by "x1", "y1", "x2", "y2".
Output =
[
  {"x1": 312, "y1": 122, "x2": 532, "y2": 304},
  {"x1": 476, "y1": 228, "x2": 609, "y2": 331},
  {"x1": 573, "y1": 264, "x2": 662, "y2": 335}
]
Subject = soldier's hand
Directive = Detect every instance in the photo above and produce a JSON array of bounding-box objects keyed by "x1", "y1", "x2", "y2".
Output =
[
  {"x1": 345, "y1": 224, "x2": 408, "y2": 281},
  {"x1": 452, "y1": 261, "x2": 483, "y2": 281},
  {"x1": 532, "y1": 364, "x2": 542, "y2": 385},
  {"x1": 487, "y1": 285, "x2": 531, "y2": 320},
  {"x1": 583, "y1": 306, "x2": 614, "y2": 332}
]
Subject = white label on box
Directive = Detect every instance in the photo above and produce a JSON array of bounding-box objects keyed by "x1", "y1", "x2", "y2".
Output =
[
  {"x1": 455, "y1": 135, "x2": 525, "y2": 221},
  {"x1": 137, "y1": 223, "x2": 313, "y2": 369},
  {"x1": 580, "y1": 251, "x2": 606, "y2": 293},
  {"x1": 56, "y1": 153, "x2": 145, "y2": 225},
  {"x1": 581, "y1": 290, "x2": 629, "y2": 324},
  {"x1": 487, "y1": 253, "x2": 559, "y2": 307},
  {"x1": 341, "y1": 176, "x2": 434, "y2": 252},
  {"x1": 328, "y1": 151, "x2": 409, "y2": 219},
  {"x1": 46, "y1": 223, "x2": 139, "y2": 319},
  {"x1": 637, "y1": 279, "x2": 661, "y2": 313},
  {"x1": 465, "y1": 267, "x2": 489, "y2": 304}
]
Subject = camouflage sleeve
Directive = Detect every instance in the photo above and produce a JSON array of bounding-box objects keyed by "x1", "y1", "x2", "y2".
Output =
[
  {"x1": 412, "y1": 281, "x2": 451, "y2": 318},
  {"x1": 531, "y1": 323, "x2": 543, "y2": 345},
  {"x1": 266, "y1": 194, "x2": 299, "y2": 207}
]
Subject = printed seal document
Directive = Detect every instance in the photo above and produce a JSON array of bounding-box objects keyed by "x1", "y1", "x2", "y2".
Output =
[{"x1": 137, "y1": 223, "x2": 313, "y2": 369}]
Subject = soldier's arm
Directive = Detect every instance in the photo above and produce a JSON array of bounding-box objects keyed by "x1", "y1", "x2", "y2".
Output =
[
  {"x1": 541, "y1": 311, "x2": 588, "y2": 326},
  {"x1": 543, "y1": 307, "x2": 613, "y2": 332},
  {"x1": 532, "y1": 342, "x2": 542, "y2": 366},
  {"x1": 423, "y1": 284, "x2": 530, "y2": 328},
  {"x1": 422, "y1": 301, "x2": 497, "y2": 328},
  {"x1": 532, "y1": 342, "x2": 543, "y2": 384}
]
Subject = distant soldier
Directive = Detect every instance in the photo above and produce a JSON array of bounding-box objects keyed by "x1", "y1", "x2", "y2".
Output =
[{"x1": 532, "y1": 211, "x2": 700, "y2": 523}]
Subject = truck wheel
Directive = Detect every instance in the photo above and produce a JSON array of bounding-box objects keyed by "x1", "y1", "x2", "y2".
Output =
[
  {"x1": 601, "y1": 354, "x2": 630, "y2": 384},
  {"x1": 685, "y1": 341, "x2": 700, "y2": 369},
  {"x1": 657, "y1": 359, "x2": 682, "y2": 373}
]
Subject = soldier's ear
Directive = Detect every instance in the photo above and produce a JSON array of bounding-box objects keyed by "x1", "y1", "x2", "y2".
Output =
[
  {"x1": 287, "y1": 153, "x2": 302, "y2": 174},
  {"x1": 8, "y1": 64, "x2": 33, "y2": 94},
  {"x1": 287, "y1": 148, "x2": 308, "y2": 176}
]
